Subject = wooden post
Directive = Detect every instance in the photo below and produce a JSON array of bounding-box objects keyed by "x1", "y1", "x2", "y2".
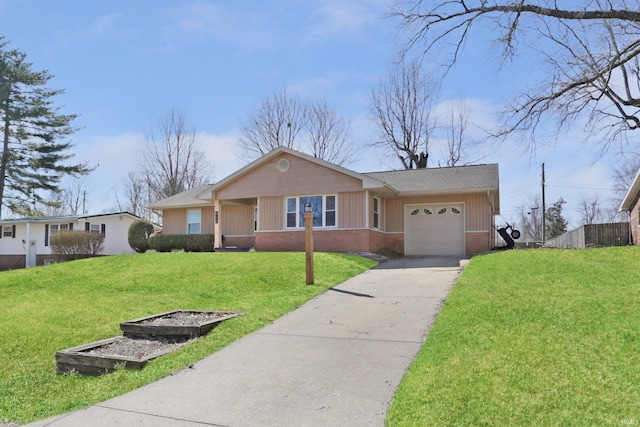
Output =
[{"x1": 303, "y1": 211, "x2": 314, "y2": 285}]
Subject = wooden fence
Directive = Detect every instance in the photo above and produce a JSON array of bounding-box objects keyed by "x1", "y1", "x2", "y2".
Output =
[{"x1": 546, "y1": 222, "x2": 630, "y2": 249}]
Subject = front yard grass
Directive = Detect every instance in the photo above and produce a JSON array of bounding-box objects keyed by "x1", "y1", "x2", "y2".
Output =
[
  {"x1": 387, "y1": 247, "x2": 640, "y2": 426},
  {"x1": 0, "y1": 251, "x2": 376, "y2": 424}
]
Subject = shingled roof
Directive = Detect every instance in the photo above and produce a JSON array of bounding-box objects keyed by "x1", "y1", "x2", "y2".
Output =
[
  {"x1": 147, "y1": 184, "x2": 215, "y2": 209},
  {"x1": 364, "y1": 164, "x2": 499, "y2": 194},
  {"x1": 147, "y1": 148, "x2": 499, "y2": 210}
]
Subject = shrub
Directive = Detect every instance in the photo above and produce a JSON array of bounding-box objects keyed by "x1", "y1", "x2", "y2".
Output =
[
  {"x1": 50, "y1": 231, "x2": 105, "y2": 261},
  {"x1": 149, "y1": 234, "x2": 214, "y2": 252},
  {"x1": 128, "y1": 220, "x2": 155, "y2": 253}
]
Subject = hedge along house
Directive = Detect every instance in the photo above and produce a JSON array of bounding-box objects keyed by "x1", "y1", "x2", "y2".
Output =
[
  {"x1": 0, "y1": 212, "x2": 142, "y2": 270},
  {"x1": 148, "y1": 147, "x2": 500, "y2": 257}
]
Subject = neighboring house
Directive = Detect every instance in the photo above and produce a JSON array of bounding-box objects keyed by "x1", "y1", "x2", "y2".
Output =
[
  {"x1": 0, "y1": 212, "x2": 142, "y2": 270},
  {"x1": 148, "y1": 147, "x2": 500, "y2": 257},
  {"x1": 619, "y1": 167, "x2": 640, "y2": 245}
]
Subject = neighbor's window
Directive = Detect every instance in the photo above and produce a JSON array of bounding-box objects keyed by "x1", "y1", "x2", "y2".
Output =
[
  {"x1": 2, "y1": 226, "x2": 12, "y2": 237},
  {"x1": 188, "y1": 210, "x2": 201, "y2": 234},
  {"x1": 285, "y1": 195, "x2": 336, "y2": 228},
  {"x1": 90, "y1": 224, "x2": 100, "y2": 233},
  {"x1": 373, "y1": 197, "x2": 379, "y2": 229},
  {"x1": 50, "y1": 223, "x2": 70, "y2": 236}
]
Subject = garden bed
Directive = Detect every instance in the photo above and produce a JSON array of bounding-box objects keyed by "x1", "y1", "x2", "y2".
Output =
[
  {"x1": 120, "y1": 309, "x2": 244, "y2": 338},
  {"x1": 55, "y1": 335, "x2": 194, "y2": 376},
  {"x1": 56, "y1": 309, "x2": 244, "y2": 375}
]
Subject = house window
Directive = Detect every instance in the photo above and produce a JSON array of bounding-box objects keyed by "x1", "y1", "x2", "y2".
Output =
[
  {"x1": 2, "y1": 226, "x2": 12, "y2": 237},
  {"x1": 188, "y1": 210, "x2": 201, "y2": 234},
  {"x1": 285, "y1": 195, "x2": 337, "y2": 228},
  {"x1": 89, "y1": 224, "x2": 100, "y2": 233},
  {"x1": 373, "y1": 197, "x2": 379, "y2": 229}
]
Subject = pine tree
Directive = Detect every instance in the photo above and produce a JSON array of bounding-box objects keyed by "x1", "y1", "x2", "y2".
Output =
[
  {"x1": 0, "y1": 37, "x2": 91, "y2": 217},
  {"x1": 545, "y1": 198, "x2": 568, "y2": 239}
]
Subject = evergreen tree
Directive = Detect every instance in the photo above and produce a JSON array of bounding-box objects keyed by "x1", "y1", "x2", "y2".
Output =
[
  {"x1": 0, "y1": 37, "x2": 91, "y2": 217},
  {"x1": 546, "y1": 198, "x2": 568, "y2": 239}
]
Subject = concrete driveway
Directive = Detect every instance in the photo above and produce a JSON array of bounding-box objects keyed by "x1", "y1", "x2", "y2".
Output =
[{"x1": 28, "y1": 256, "x2": 465, "y2": 427}]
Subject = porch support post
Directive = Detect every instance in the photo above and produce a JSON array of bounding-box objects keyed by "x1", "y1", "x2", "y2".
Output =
[{"x1": 214, "y1": 200, "x2": 222, "y2": 249}]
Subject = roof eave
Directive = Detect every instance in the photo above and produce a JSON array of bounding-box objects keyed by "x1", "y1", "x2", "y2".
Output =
[
  {"x1": 388, "y1": 186, "x2": 499, "y2": 198},
  {"x1": 211, "y1": 147, "x2": 388, "y2": 195},
  {"x1": 619, "y1": 168, "x2": 640, "y2": 211}
]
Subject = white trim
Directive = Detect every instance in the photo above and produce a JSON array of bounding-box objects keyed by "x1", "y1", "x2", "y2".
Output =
[
  {"x1": 256, "y1": 227, "x2": 399, "y2": 233},
  {"x1": 365, "y1": 190, "x2": 370, "y2": 229},
  {"x1": 373, "y1": 195, "x2": 380, "y2": 230}
]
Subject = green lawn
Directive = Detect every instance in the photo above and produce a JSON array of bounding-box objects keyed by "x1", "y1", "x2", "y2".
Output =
[
  {"x1": 0, "y1": 252, "x2": 376, "y2": 424},
  {"x1": 387, "y1": 247, "x2": 640, "y2": 426}
]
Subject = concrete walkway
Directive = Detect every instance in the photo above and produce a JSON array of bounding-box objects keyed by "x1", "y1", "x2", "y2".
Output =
[{"x1": 28, "y1": 256, "x2": 465, "y2": 427}]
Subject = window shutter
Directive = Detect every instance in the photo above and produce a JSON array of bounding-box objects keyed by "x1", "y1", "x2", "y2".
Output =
[
  {"x1": 12, "y1": 225, "x2": 16, "y2": 238},
  {"x1": 45, "y1": 224, "x2": 49, "y2": 246},
  {"x1": 85, "y1": 223, "x2": 90, "y2": 232},
  {"x1": 69, "y1": 223, "x2": 74, "y2": 231},
  {"x1": 101, "y1": 224, "x2": 106, "y2": 235}
]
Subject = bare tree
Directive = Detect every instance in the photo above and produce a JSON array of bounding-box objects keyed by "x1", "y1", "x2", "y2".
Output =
[
  {"x1": 611, "y1": 155, "x2": 640, "y2": 199},
  {"x1": 239, "y1": 89, "x2": 307, "y2": 160},
  {"x1": 438, "y1": 99, "x2": 480, "y2": 167},
  {"x1": 579, "y1": 195, "x2": 605, "y2": 225},
  {"x1": 370, "y1": 58, "x2": 437, "y2": 169},
  {"x1": 139, "y1": 109, "x2": 212, "y2": 202},
  {"x1": 516, "y1": 195, "x2": 543, "y2": 242},
  {"x1": 305, "y1": 99, "x2": 355, "y2": 166},
  {"x1": 239, "y1": 89, "x2": 357, "y2": 165},
  {"x1": 393, "y1": 1, "x2": 640, "y2": 150},
  {"x1": 41, "y1": 177, "x2": 89, "y2": 216},
  {"x1": 61, "y1": 177, "x2": 89, "y2": 215}
]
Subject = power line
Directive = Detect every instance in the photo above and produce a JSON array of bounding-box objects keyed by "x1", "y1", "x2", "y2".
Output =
[{"x1": 546, "y1": 184, "x2": 613, "y2": 191}]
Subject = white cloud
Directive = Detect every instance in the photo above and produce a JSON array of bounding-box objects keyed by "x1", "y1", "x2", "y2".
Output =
[
  {"x1": 197, "y1": 131, "x2": 243, "y2": 182},
  {"x1": 56, "y1": 13, "x2": 122, "y2": 46},
  {"x1": 160, "y1": 2, "x2": 273, "y2": 51},
  {"x1": 303, "y1": 0, "x2": 386, "y2": 44}
]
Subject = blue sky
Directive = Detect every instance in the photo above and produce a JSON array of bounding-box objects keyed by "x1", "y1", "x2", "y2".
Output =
[{"x1": 0, "y1": 0, "x2": 623, "y2": 229}]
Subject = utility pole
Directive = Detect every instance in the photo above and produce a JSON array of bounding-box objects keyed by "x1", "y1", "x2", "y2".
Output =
[
  {"x1": 541, "y1": 163, "x2": 546, "y2": 245},
  {"x1": 82, "y1": 190, "x2": 87, "y2": 215}
]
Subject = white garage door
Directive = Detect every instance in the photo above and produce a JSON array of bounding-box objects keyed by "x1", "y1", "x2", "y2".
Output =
[{"x1": 404, "y1": 204, "x2": 465, "y2": 256}]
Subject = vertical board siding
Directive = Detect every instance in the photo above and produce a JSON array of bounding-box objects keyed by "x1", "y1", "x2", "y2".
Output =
[
  {"x1": 383, "y1": 193, "x2": 492, "y2": 232},
  {"x1": 162, "y1": 209, "x2": 186, "y2": 234},
  {"x1": 260, "y1": 196, "x2": 284, "y2": 231},
  {"x1": 221, "y1": 205, "x2": 254, "y2": 235},
  {"x1": 338, "y1": 192, "x2": 365, "y2": 228},
  {"x1": 201, "y1": 206, "x2": 215, "y2": 234},
  {"x1": 216, "y1": 153, "x2": 363, "y2": 200}
]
